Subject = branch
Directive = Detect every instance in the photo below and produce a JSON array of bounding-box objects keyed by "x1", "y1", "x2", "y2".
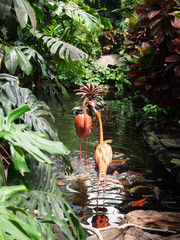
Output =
[{"x1": 81, "y1": 223, "x2": 103, "y2": 240}]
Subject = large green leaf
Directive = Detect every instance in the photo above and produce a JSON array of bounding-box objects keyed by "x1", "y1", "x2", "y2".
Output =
[
  {"x1": 0, "y1": 77, "x2": 59, "y2": 140},
  {"x1": 0, "y1": 205, "x2": 41, "y2": 240},
  {"x1": 0, "y1": 104, "x2": 70, "y2": 171},
  {"x1": 32, "y1": 30, "x2": 88, "y2": 61},
  {"x1": 2, "y1": 130, "x2": 70, "y2": 167},
  {"x1": 10, "y1": 145, "x2": 30, "y2": 172},
  {"x1": 14, "y1": 161, "x2": 86, "y2": 240},
  {"x1": 4, "y1": 46, "x2": 18, "y2": 75},
  {"x1": 19, "y1": 46, "x2": 47, "y2": 76},
  {"x1": 13, "y1": 0, "x2": 28, "y2": 28},
  {"x1": 0, "y1": 185, "x2": 27, "y2": 202},
  {"x1": 13, "y1": 0, "x2": 36, "y2": 29},
  {"x1": 16, "y1": 48, "x2": 33, "y2": 75},
  {"x1": 23, "y1": 0, "x2": 37, "y2": 29},
  {"x1": 7, "y1": 105, "x2": 30, "y2": 130},
  {"x1": 55, "y1": 2, "x2": 103, "y2": 31}
]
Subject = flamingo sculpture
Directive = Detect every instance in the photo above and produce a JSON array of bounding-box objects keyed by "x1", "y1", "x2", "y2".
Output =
[
  {"x1": 74, "y1": 100, "x2": 95, "y2": 165},
  {"x1": 93, "y1": 108, "x2": 112, "y2": 191}
]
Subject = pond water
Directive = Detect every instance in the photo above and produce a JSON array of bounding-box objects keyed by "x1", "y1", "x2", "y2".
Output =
[{"x1": 51, "y1": 91, "x2": 179, "y2": 232}]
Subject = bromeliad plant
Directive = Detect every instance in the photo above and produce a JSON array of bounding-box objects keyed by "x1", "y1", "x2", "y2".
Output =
[
  {"x1": 75, "y1": 83, "x2": 104, "y2": 104},
  {"x1": 124, "y1": 0, "x2": 180, "y2": 110}
]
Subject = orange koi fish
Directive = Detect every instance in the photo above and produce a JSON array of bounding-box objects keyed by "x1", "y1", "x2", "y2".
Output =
[
  {"x1": 131, "y1": 197, "x2": 148, "y2": 207},
  {"x1": 57, "y1": 180, "x2": 65, "y2": 186}
]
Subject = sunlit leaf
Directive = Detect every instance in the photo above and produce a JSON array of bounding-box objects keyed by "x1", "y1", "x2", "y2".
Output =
[
  {"x1": 0, "y1": 205, "x2": 41, "y2": 239},
  {"x1": 13, "y1": 0, "x2": 28, "y2": 28},
  {"x1": 23, "y1": 0, "x2": 37, "y2": 29},
  {"x1": 4, "y1": 47, "x2": 18, "y2": 75},
  {"x1": 0, "y1": 185, "x2": 27, "y2": 202},
  {"x1": 10, "y1": 145, "x2": 30, "y2": 172},
  {"x1": 7, "y1": 105, "x2": 30, "y2": 130},
  {"x1": 16, "y1": 48, "x2": 33, "y2": 75}
]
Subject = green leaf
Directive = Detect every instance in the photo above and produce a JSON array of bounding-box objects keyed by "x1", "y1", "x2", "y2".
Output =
[
  {"x1": 4, "y1": 46, "x2": 18, "y2": 75},
  {"x1": 0, "y1": 73, "x2": 18, "y2": 84},
  {"x1": 23, "y1": 0, "x2": 37, "y2": 29},
  {"x1": 13, "y1": 0, "x2": 28, "y2": 28},
  {"x1": 0, "y1": 114, "x2": 4, "y2": 131},
  {"x1": 0, "y1": 185, "x2": 27, "y2": 201},
  {"x1": 0, "y1": 158, "x2": 6, "y2": 187},
  {"x1": 7, "y1": 105, "x2": 30, "y2": 130},
  {"x1": 99, "y1": 16, "x2": 112, "y2": 29},
  {"x1": 10, "y1": 145, "x2": 30, "y2": 172},
  {"x1": 16, "y1": 48, "x2": 33, "y2": 75},
  {"x1": 18, "y1": 161, "x2": 85, "y2": 239},
  {"x1": 0, "y1": 205, "x2": 41, "y2": 239}
]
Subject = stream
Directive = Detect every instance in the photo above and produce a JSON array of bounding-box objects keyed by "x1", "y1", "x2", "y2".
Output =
[{"x1": 51, "y1": 91, "x2": 179, "y2": 232}]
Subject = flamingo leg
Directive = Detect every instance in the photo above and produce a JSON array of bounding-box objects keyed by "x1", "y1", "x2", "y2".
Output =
[
  {"x1": 97, "y1": 171, "x2": 102, "y2": 193},
  {"x1": 85, "y1": 137, "x2": 88, "y2": 165},
  {"x1": 79, "y1": 138, "x2": 82, "y2": 164}
]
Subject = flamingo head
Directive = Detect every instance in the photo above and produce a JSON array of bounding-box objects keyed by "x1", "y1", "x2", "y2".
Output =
[{"x1": 86, "y1": 100, "x2": 96, "y2": 108}]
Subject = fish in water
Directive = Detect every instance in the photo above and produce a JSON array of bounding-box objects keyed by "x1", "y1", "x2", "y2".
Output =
[{"x1": 131, "y1": 197, "x2": 148, "y2": 207}]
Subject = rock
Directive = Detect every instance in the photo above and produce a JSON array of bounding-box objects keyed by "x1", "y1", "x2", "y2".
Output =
[
  {"x1": 87, "y1": 210, "x2": 180, "y2": 240},
  {"x1": 120, "y1": 210, "x2": 180, "y2": 232},
  {"x1": 95, "y1": 54, "x2": 120, "y2": 67}
]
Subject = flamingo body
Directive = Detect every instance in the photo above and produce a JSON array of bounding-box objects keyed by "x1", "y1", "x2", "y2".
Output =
[
  {"x1": 74, "y1": 101, "x2": 94, "y2": 164},
  {"x1": 75, "y1": 114, "x2": 92, "y2": 139},
  {"x1": 95, "y1": 142, "x2": 112, "y2": 188},
  {"x1": 93, "y1": 108, "x2": 112, "y2": 191}
]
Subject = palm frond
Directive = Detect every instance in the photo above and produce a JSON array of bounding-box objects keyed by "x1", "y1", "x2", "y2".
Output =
[
  {"x1": 55, "y1": 2, "x2": 103, "y2": 31},
  {"x1": 31, "y1": 30, "x2": 88, "y2": 61}
]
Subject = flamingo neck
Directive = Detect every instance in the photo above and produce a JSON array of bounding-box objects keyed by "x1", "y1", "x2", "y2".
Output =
[
  {"x1": 83, "y1": 101, "x2": 91, "y2": 127},
  {"x1": 95, "y1": 109, "x2": 103, "y2": 144}
]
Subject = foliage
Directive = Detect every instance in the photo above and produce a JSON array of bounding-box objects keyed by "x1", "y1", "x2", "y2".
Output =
[
  {"x1": 124, "y1": 0, "x2": 180, "y2": 110},
  {"x1": 0, "y1": 74, "x2": 59, "y2": 139},
  {"x1": 0, "y1": 0, "x2": 111, "y2": 96},
  {"x1": 0, "y1": 185, "x2": 42, "y2": 240},
  {"x1": 0, "y1": 103, "x2": 85, "y2": 239},
  {"x1": 85, "y1": 0, "x2": 141, "y2": 54},
  {"x1": 78, "y1": 59, "x2": 131, "y2": 94},
  {"x1": 0, "y1": 104, "x2": 70, "y2": 171},
  {"x1": 143, "y1": 103, "x2": 167, "y2": 126},
  {"x1": 57, "y1": 57, "x2": 131, "y2": 94}
]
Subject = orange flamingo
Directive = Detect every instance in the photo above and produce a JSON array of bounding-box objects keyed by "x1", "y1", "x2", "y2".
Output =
[
  {"x1": 93, "y1": 108, "x2": 112, "y2": 191},
  {"x1": 74, "y1": 100, "x2": 95, "y2": 165}
]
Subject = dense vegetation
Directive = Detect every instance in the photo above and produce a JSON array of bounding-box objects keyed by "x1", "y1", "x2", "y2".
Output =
[{"x1": 0, "y1": 0, "x2": 179, "y2": 239}]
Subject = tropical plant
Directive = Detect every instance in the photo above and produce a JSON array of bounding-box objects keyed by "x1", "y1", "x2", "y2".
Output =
[
  {"x1": 143, "y1": 103, "x2": 167, "y2": 126},
  {"x1": 0, "y1": 0, "x2": 111, "y2": 98},
  {"x1": 0, "y1": 73, "x2": 60, "y2": 140},
  {"x1": 124, "y1": 0, "x2": 180, "y2": 110},
  {"x1": 75, "y1": 83, "x2": 104, "y2": 103},
  {"x1": 0, "y1": 103, "x2": 85, "y2": 239}
]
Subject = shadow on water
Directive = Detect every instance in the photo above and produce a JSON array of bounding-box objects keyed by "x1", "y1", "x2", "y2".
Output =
[{"x1": 51, "y1": 91, "x2": 179, "y2": 232}]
